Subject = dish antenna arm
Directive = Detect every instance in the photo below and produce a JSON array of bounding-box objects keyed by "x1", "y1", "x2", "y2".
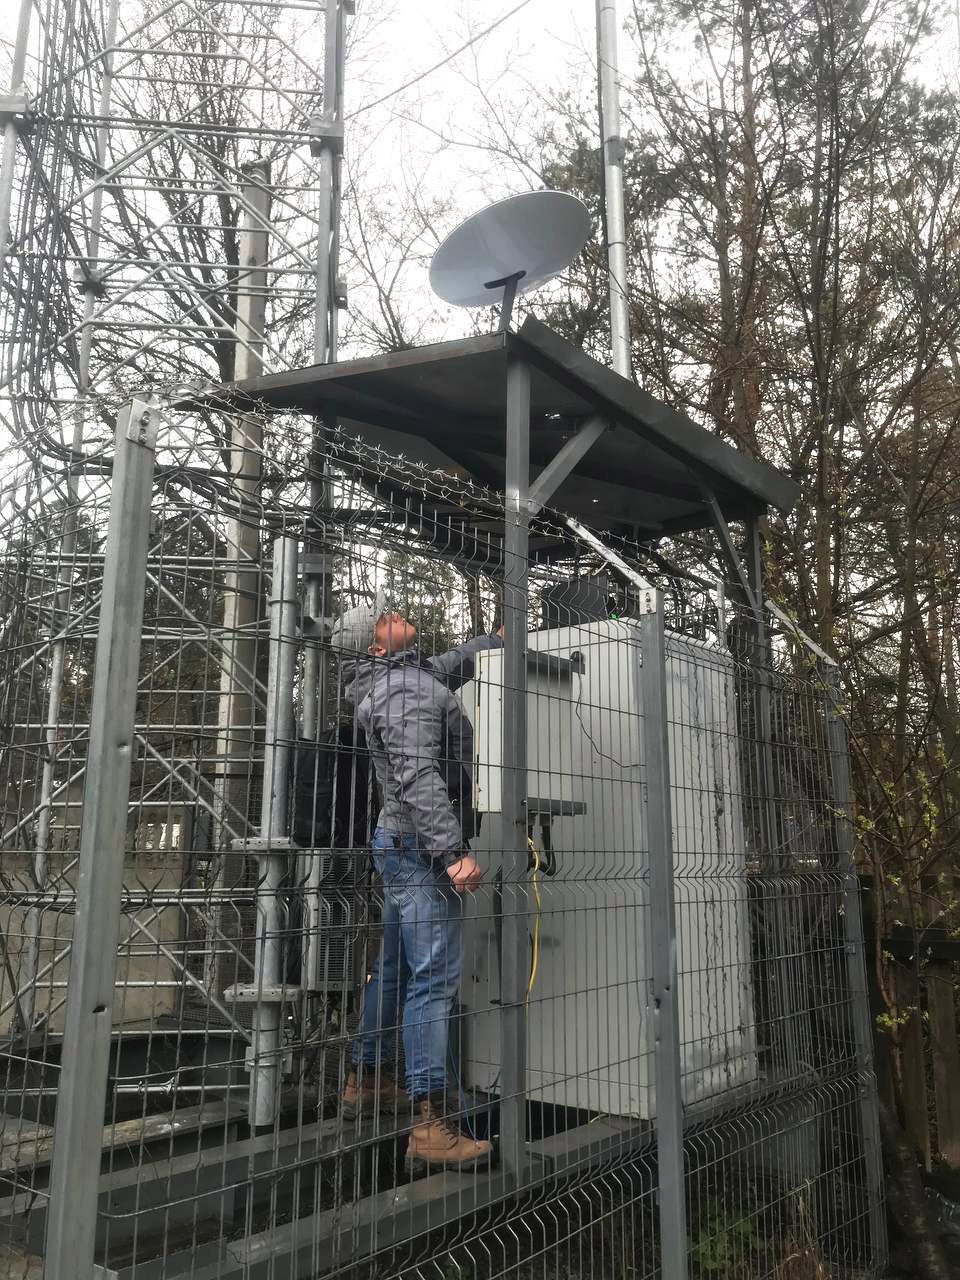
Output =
[{"x1": 485, "y1": 270, "x2": 526, "y2": 332}]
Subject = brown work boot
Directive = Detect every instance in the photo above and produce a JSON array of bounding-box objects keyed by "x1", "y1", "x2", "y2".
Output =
[
  {"x1": 340, "y1": 1067, "x2": 409, "y2": 1119},
  {"x1": 405, "y1": 1094, "x2": 493, "y2": 1174}
]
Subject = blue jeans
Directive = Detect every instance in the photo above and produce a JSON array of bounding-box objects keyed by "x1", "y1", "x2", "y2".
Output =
[{"x1": 352, "y1": 828, "x2": 464, "y2": 1101}]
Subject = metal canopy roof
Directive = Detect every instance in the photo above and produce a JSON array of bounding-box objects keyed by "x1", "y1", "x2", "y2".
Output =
[{"x1": 221, "y1": 317, "x2": 798, "y2": 541}]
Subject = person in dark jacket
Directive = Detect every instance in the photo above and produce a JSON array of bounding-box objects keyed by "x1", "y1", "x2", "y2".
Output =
[{"x1": 332, "y1": 593, "x2": 502, "y2": 1173}]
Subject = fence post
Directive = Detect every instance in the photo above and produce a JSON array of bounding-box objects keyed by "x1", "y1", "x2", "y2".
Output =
[
  {"x1": 44, "y1": 397, "x2": 158, "y2": 1280},
  {"x1": 822, "y1": 663, "x2": 886, "y2": 1261},
  {"x1": 638, "y1": 605, "x2": 689, "y2": 1280}
]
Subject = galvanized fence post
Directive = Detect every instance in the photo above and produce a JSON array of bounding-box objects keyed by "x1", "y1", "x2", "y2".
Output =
[
  {"x1": 638, "y1": 604, "x2": 690, "y2": 1280},
  {"x1": 44, "y1": 397, "x2": 159, "y2": 1280},
  {"x1": 822, "y1": 662, "x2": 886, "y2": 1263}
]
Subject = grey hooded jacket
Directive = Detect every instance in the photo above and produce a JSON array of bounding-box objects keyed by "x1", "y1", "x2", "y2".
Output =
[{"x1": 343, "y1": 635, "x2": 502, "y2": 862}]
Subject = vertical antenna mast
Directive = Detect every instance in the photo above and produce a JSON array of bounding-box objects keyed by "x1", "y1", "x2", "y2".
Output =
[
  {"x1": 301, "y1": 0, "x2": 348, "y2": 999},
  {"x1": 301, "y1": 0, "x2": 348, "y2": 748},
  {"x1": 596, "y1": 0, "x2": 632, "y2": 379},
  {"x1": 312, "y1": 0, "x2": 347, "y2": 366}
]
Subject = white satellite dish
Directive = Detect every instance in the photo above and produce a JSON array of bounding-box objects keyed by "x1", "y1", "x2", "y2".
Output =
[{"x1": 430, "y1": 190, "x2": 591, "y2": 330}]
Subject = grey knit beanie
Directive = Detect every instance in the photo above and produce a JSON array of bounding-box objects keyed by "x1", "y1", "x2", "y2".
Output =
[{"x1": 329, "y1": 588, "x2": 387, "y2": 655}]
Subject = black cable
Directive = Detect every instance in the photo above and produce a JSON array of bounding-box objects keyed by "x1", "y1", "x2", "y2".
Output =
[{"x1": 346, "y1": 1, "x2": 536, "y2": 120}]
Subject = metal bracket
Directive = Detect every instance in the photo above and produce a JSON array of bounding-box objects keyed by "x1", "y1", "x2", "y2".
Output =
[
  {"x1": 766, "y1": 598, "x2": 836, "y2": 665},
  {"x1": 301, "y1": 552, "x2": 334, "y2": 575},
  {"x1": 308, "y1": 115, "x2": 344, "y2": 157},
  {"x1": 564, "y1": 515, "x2": 658, "y2": 612},
  {"x1": 526, "y1": 649, "x2": 585, "y2": 681},
  {"x1": 230, "y1": 836, "x2": 296, "y2": 852},
  {"x1": 75, "y1": 263, "x2": 107, "y2": 297},
  {"x1": 226, "y1": 984, "x2": 302, "y2": 1004},
  {"x1": 122, "y1": 397, "x2": 159, "y2": 450},
  {"x1": 700, "y1": 487, "x2": 757, "y2": 610},
  {"x1": 526, "y1": 797, "x2": 587, "y2": 817},
  {"x1": 0, "y1": 93, "x2": 34, "y2": 132},
  {"x1": 526, "y1": 415, "x2": 609, "y2": 514},
  {"x1": 301, "y1": 614, "x2": 332, "y2": 639},
  {"x1": 604, "y1": 136, "x2": 626, "y2": 166}
]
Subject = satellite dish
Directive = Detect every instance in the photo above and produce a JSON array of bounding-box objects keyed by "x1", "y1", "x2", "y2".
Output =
[{"x1": 430, "y1": 190, "x2": 591, "y2": 330}]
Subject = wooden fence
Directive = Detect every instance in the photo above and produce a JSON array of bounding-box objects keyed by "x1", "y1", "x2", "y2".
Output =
[{"x1": 868, "y1": 910, "x2": 960, "y2": 1171}]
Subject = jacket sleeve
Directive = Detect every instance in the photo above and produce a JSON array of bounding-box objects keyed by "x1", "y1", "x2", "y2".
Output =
[
  {"x1": 427, "y1": 634, "x2": 503, "y2": 690},
  {"x1": 375, "y1": 675, "x2": 463, "y2": 860}
]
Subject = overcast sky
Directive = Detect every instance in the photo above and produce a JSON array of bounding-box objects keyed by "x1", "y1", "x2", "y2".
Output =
[
  {"x1": 333, "y1": 0, "x2": 602, "y2": 347},
  {"x1": 1, "y1": 0, "x2": 956, "y2": 361},
  {"x1": 345, "y1": 0, "x2": 596, "y2": 203}
]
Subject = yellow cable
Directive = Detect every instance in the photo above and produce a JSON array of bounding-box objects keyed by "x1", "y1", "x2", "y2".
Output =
[{"x1": 526, "y1": 838, "x2": 542, "y2": 1001}]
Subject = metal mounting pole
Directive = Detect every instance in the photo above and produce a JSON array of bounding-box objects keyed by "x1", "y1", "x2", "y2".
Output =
[
  {"x1": 822, "y1": 664, "x2": 885, "y2": 1260},
  {"x1": 487, "y1": 270, "x2": 523, "y2": 333},
  {"x1": 638, "y1": 605, "x2": 689, "y2": 1280},
  {"x1": 208, "y1": 161, "x2": 272, "y2": 990},
  {"x1": 596, "y1": 0, "x2": 632, "y2": 378},
  {"x1": 302, "y1": 0, "x2": 348, "y2": 1001},
  {"x1": 44, "y1": 398, "x2": 159, "y2": 1280},
  {"x1": 310, "y1": 0, "x2": 346, "y2": 371},
  {"x1": 244, "y1": 535, "x2": 299, "y2": 1128},
  {"x1": 499, "y1": 352, "x2": 531, "y2": 1185},
  {"x1": 303, "y1": 0, "x2": 347, "y2": 729}
]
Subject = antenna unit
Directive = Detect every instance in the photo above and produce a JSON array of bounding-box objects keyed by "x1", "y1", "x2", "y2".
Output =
[{"x1": 429, "y1": 190, "x2": 591, "y2": 331}]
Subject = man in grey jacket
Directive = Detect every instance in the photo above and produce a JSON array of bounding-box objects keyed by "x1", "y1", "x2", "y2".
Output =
[{"x1": 332, "y1": 594, "x2": 501, "y2": 1173}]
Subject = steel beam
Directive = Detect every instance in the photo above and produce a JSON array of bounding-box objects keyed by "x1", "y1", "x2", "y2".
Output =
[
  {"x1": 525, "y1": 414, "x2": 609, "y2": 513},
  {"x1": 564, "y1": 513, "x2": 658, "y2": 603},
  {"x1": 499, "y1": 352, "x2": 531, "y2": 1183},
  {"x1": 700, "y1": 487, "x2": 756, "y2": 609}
]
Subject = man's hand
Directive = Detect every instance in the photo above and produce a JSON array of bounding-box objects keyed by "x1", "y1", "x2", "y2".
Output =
[
  {"x1": 496, "y1": 625, "x2": 504, "y2": 639},
  {"x1": 446, "y1": 855, "x2": 482, "y2": 894}
]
